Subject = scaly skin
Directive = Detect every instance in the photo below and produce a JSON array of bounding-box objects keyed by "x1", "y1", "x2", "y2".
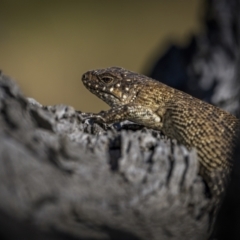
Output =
[{"x1": 82, "y1": 66, "x2": 239, "y2": 198}]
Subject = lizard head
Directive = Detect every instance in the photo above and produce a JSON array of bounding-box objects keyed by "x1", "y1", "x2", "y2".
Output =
[{"x1": 82, "y1": 67, "x2": 144, "y2": 107}]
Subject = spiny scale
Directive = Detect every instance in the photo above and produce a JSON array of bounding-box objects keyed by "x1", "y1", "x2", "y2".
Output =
[{"x1": 82, "y1": 66, "x2": 240, "y2": 198}]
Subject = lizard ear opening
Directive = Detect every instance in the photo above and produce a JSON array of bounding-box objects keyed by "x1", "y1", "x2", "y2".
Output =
[{"x1": 100, "y1": 76, "x2": 114, "y2": 84}]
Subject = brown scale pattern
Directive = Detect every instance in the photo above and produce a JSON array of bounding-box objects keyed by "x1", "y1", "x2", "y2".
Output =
[{"x1": 82, "y1": 66, "x2": 240, "y2": 198}]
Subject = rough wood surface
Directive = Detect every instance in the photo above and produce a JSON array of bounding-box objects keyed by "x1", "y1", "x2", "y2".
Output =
[{"x1": 0, "y1": 73, "x2": 212, "y2": 240}]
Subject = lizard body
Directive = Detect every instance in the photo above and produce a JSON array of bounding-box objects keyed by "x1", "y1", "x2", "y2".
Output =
[{"x1": 82, "y1": 67, "x2": 239, "y2": 198}]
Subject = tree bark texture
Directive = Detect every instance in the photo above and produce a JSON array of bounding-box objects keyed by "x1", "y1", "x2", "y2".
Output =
[{"x1": 0, "y1": 73, "x2": 211, "y2": 239}]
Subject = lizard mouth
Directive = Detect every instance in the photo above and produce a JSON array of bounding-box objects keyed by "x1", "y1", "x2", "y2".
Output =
[
  {"x1": 96, "y1": 89, "x2": 121, "y2": 102},
  {"x1": 82, "y1": 80, "x2": 120, "y2": 100}
]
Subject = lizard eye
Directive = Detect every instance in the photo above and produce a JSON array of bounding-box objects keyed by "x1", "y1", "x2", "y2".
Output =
[{"x1": 100, "y1": 76, "x2": 113, "y2": 84}]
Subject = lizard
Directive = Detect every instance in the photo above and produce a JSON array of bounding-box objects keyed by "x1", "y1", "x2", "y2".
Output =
[{"x1": 81, "y1": 66, "x2": 240, "y2": 199}]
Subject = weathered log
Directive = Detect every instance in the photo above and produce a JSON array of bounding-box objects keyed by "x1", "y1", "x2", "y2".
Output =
[{"x1": 0, "y1": 73, "x2": 211, "y2": 239}]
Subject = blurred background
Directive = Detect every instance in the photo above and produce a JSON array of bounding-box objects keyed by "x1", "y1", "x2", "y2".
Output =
[
  {"x1": 0, "y1": 0, "x2": 202, "y2": 112},
  {"x1": 1, "y1": 1, "x2": 240, "y2": 239}
]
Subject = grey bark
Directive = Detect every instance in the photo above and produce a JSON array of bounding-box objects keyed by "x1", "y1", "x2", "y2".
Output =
[{"x1": 0, "y1": 73, "x2": 212, "y2": 240}]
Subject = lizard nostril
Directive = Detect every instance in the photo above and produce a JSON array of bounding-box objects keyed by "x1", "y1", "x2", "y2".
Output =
[{"x1": 82, "y1": 73, "x2": 89, "y2": 81}]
